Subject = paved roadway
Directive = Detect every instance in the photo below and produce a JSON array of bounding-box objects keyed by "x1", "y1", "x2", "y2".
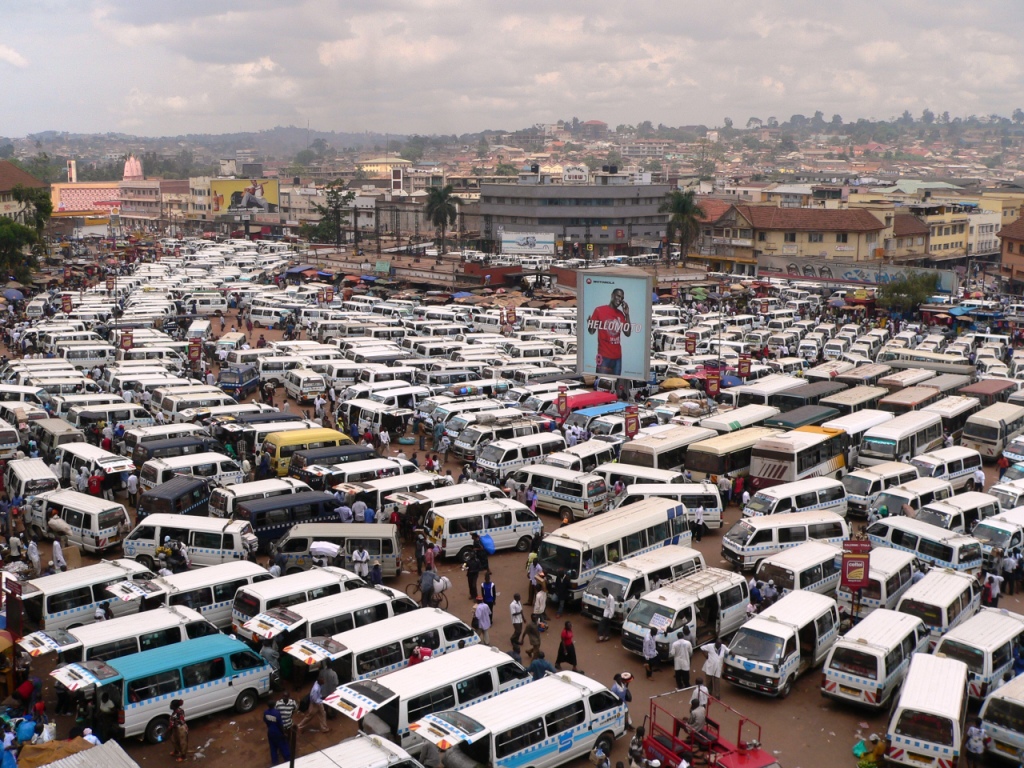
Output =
[{"x1": 29, "y1": 309, "x2": 1012, "y2": 768}]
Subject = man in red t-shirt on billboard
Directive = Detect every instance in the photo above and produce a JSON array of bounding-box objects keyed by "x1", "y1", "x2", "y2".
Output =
[{"x1": 587, "y1": 287, "x2": 632, "y2": 375}]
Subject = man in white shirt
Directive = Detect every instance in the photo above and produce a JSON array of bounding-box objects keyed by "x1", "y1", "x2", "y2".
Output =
[
  {"x1": 693, "y1": 505, "x2": 705, "y2": 542},
  {"x1": 597, "y1": 589, "x2": 616, "y2": 642},
  {"x1": 352, "y1": 499, "x2": 367, "y2": 522},
  {"x1": 741, "y1": 489, "x2": 751, "y2": 506},
  {"x1": 1003, "y1": 552, "x2": 1019, "y2": 596},
  {"x1": 509, "y1": 593, "x2": 524, "y2": 644},
  {"x1": 670, "y1": 627, "x2": 693, "y2": 689},
  {"x1": 126, "y1": 473, "x2": 139, "y2": 507},
  {"x1": 351, "y1": 546, "x2": 370, "y2": 578},
  {"x1": 974, "y1": 467, "x2": 986, "y2": 492}
]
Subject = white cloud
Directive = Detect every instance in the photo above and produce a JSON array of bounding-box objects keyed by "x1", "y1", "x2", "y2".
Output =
[{"x1": 0, "y1": 44, "x2": 28, "y2": 68}]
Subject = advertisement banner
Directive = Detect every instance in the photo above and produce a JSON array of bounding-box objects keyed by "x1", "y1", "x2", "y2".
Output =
[
  {"x1": 325, "y1": 288, "x2": 334, "y2": 304},
  {"x1": 557, "y1": 387, "x2": 569, "y2": 418},
  {"x1": 578, "y1": 269, "x2": 653, "y2": 381},
  {"x1": 211, "y1": 179, "x2": 280, "y2": 215},
  {"x1": 61, "y1": 296, "x2": 73, "y2": 314},
  {"x1": 684, "y1": 337, "x2": 696, "y2": 355},
  {"x1": 705, "y1": 370, "x2": 721, "y2": 398},
  {"x1": 841, "y1": 552, "x2": 871, "y2": 590},
  {"x1": 756, "y1": 254, "x2": 957, "y2": 293},
  {"x1": 738, "y1": 354, "x2": 751, "y2": 379},
  {"x1": 63, "y1": 267, "x2": 71, "y2": 280},
  {"x1": 760, "y1": 300, "x2": 769, "y2": 314},
  {"x1": 500, "y1": 231, "x2": 556, "y2": 255},
  {"x1": 120, "y1": 330, "x2": 133, "y2": 351},
  {"x1": 188, "y1": 339, "x2": 202, "y2": 362},
  {"x1": 624, "y1": 405, "x2": 640, "y2": 439},
  {"x1": 106, "y1": 277, "x2": 115, "y2": 291},
  {"x1": 506, "y1": 307, "x2": 517, "y2": 324}
]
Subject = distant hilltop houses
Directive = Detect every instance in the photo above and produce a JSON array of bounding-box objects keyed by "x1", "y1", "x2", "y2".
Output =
[{"x1": 7, "y1": 111, "x2": 1024, "y2": 283}]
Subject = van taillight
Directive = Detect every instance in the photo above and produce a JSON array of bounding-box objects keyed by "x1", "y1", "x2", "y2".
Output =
[{"x1": 117, "y1": 709, "x2": 124, "y2": 725}]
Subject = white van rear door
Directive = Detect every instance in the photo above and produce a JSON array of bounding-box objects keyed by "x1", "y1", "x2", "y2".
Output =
[
  {"x1": 19, "y1": 629, "x2": 79, "y2": 657},
  {"x1": 284, "y1": 635, "x2": 349, "y2": 666},
  {"x1": 323, "y1": 678, "x2": 398, "y2": 719},
  {"x1": 243, "y1": 607, "x2": 307, "y2": 640},
  {"x1": 106, "y1": 580, "x2": 162, "y2": 602},
  {"x1": 410, "y1": 712, "x2": 488, "y2": 748},
  {"x1": 49, "y1": 661, "x2": 112, "y2": 692}
]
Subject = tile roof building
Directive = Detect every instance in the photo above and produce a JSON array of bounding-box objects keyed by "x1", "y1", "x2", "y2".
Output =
[{"x1": 0, "y1": 160, "x2": 46, "y2": 220}]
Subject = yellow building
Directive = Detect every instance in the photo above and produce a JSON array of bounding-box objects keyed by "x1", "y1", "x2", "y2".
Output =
[
  {"x1": 906, "y1": 203, "x2": 969, "y2": 259},
  {"x1": 979, "y1": 191, "x2": 1024, "y2": 227},
  {"x1": 712, "y1": 205, "x2": 887, "y2": 263},
  {"x1": 356, "y1": 156, "x2": 413, "y2": 177}
]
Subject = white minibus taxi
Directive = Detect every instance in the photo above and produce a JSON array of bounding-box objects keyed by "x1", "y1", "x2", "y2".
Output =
[
  {"x1": 754, "y1": 540, "x2": 842, "y2": 596},
  {"x1": 836, "y1": 547, "x2": 918, "y2": 622},
  {"x1": 326, "y1": 645, "x2": 531, "y2": 757},
  {"x1": 980, "y1": 673, "x2": 1024, "y2": 761},
  {"x1": 285, "y1": 608, "x2": 478, "y2": 684},
  {"x1": 858, "y1": 411, "x2": 943, "y2": 466},
  {"x1": 865, "y1": 517, "x2": 983, "y2": 574},
  {"x1": 963, "y1": 402, "x2": 1024, "y2": 459},
  {"x1": 721, "y1": 510, "x2": 849, "y2": 572},
  {"x1": 883, "y1": 653, "x2": 968, "y2": 768},
  {"x1": 821, "y1": 609, "x2": 929, "y2": 710},
  {"x1": 19, "y1": 605, "x2": 218, "y2": 664},
  {"x1": 909, "y1": 447, "x2": 985, "y2": 492},
  {"x1": 425, "y1": 499, "x2": 542, "y2": 561},
  {"x1": 841, "y1": 461, "x2": 919, "y2": 518},
  {"x1": 896, "y1": 568, "x2": 981, "y2": 649},
  {"x1": 935, "y1": 607, "x2": 1024, "y2": 701},
  {"x1": 741, "y1": 477, "x2": 848, "y2": 518},
  {"x1": 507, "y1": 465, "x2": 608, "y2": 522},
  {"x1": 580, "y1": 545, "x2": 706, "y2": 624},
  {"x1": 915, "y1": 491, "x2": 1001, "y2": 533},
  {"x1": 723, "y1": 590, "x2": 840, "y2": 698},
  {"x1": 409, "y1": 671, "x2": 626, "y2": 768}
]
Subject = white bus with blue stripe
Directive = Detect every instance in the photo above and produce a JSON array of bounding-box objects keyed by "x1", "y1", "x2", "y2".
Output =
[
  {"x1": 865, "y1": 517, "x2": 983, "y2": 575},
  {"x1": 895, "y1": 568, "x2": 981, "y2": 650},
  {"x1": 536, "y1": 498, "x2": 692, "y2": 602},
  {"x1": 283, "y1": 608, "x2": 478, "y2": 685},
  {"x1": 410, "y1": 671, "x2": 627, "y2": 768},
  {"x1": 821, "y1": 609, "x2": 928, "y2": 710},
  {"x1": 980, "y1": 672, "x2": 1024, "y2": 761},
  {"x1": 49, "y1": 634, "x2": 274, "y2": 744},
  {"x1": 326, "y1": 645, "x2": 531, "y2": 757},
  {"x1": 934, "y1": 608, "x2": 1024, "y2": 702}
]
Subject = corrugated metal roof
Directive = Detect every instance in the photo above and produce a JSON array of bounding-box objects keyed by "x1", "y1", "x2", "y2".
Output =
[{"x1": 42, "y1": 740, "x2": 140, "y2": 768}]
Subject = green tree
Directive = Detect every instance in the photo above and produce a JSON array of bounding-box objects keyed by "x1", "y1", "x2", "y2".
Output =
[
  {"x1": 876, "y1": 272, "x2": 939, "y2": 313},
  {"x1": 494, "y1": 163, "x2": 519, "y2": 176},
  {"x1": 778, "y1": 135, "x2": 798, "y2": 152},
  {"x1": 746, "y1": 117, "x2": 762, "y2": 129},
  {"x1": 1014, "y1": 108, "x2": 1024, "y2": 125},
  {"x1": 11, "y1": 184, "x2": 54, "y2": 237},
  {"x1": 0, "y1": 218, "x2": 40, "y2": 283},
  {"x1": 424, "y1": 185, "x2": 461, "y2": 255},
  {"x1": 0, "y1": 144, "x2": 13, "y2": 159},
  {"x1": 308, "y1": 182, "x2": 354, "y2": 246},
  {"x1": 659, "y1": 189, "x2": 707, "y2": 260},
  {"x1": 831, "y1": 114, "x2": 843, "y2": 128},
  {"x1": 294, "y1": 149, "x2": 317, "y2": 166}
]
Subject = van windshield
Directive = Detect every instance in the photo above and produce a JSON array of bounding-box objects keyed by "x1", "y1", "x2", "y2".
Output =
[
  {"x1": 827, "y1": 646, "x2": 878, "y2": 680},
  {"x1": 936, "y1": 640, "x2": 984, "y2": 674},
  {"x1": 729, "y1": 628, "x2": 786, "y2": 664},
  {"x1": 894, "y1": 710, "x2": 954, "y2": 747},
  {"x1": 98, "y1": 508, "x2": 124, "y2": 529},
  {"x1": 861, "y1": 437, "x2": 897, "y2": 458},
  {"x1": 915, "y1": 507, "x2": 953, "y2": 529},
  {"x1": 963, "y1": 422, "x2": 999, "y2": 442},
  {"x1": 898, "y1": 599, "x2": 942, "y2": 626},
  {"x1": 536, "y1": 541, "x2": 580, "y2": 575},
  {"x1": 744, "y1": 494, "x2": 776, "y2": 516},
  {"x1": 460, "y1": 427, "x2": 487, "y2": 447},
  {"x1": 477, "y1": 445, "x2": 505, "y2": 464},
  {"x1": 842, "y1": 474, "x2": 876, "y2": 497},
  {"x1": 983, "y1": 698, "x2": 1024, "y2": 732},
  {"x1": 627, "y1": 599, "x2": 675, "y2": 629},
  {"x1": 971, "y1": 522, "x2": 1012, "y2": 549},
  {"x1": 585, "y1": 575, "x2": 627, "y2": 601},
  {"x1": 724, "y1": 521, "x2": 756, "y2": 547}
]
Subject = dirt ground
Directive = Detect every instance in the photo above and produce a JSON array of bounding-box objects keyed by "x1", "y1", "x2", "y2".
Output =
[{"x1": 20, "y1": 305, "x2": 1014, "y2": 768}]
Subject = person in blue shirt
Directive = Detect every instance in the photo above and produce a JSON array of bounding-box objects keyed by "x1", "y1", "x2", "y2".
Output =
[
  {"x1": 527, "y1": 650, "x2": 555, "y2": 680},
  {"x1": 263, "y1": 702, "x2": 290, "y2": 764},
  {"x1": 369, "y1": 561, "x2": 383, "y2": 586},
  {"x1": 363, "y1": 506, "x2": 375, "y2": 524}
]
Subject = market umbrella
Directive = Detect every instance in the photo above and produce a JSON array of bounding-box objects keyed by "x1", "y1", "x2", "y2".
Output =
[
  {"x1": 5, "y1": 281, "x2": 23, "y2": 289},
  {"x1": 451, "y1": 291, "x2": 473, "y2": 299},
  {"x1": 3, "y1": 289, "x2": 23, "y2": 301},
  {"x1": 659, "y1": 378, "x2": 689, "y2": 390},
  {"x1": 829, "y1": 298, "x2": 847, "y2": 308},
  {"x1": 933, "y1": 313, "x2": 951, "y2": 320}
]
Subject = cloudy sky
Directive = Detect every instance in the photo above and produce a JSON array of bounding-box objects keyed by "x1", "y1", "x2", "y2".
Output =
[{"x1": 3, "y1": 0, "x2": 1024, "y2": 138}]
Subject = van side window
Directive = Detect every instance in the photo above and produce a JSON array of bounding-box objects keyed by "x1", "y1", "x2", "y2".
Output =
[
  {"x1": 884, "y1": 644, "x2": 903, "y2": 673},
  {"x1": 994, "y1": 642, "x2": 1012, "y2": 672},
  {"x1": 306, "y1": 584, "x2": 341, "y2": 601},
  {"x1": 918, "y1": 540, "x2": 953, "y2": 563},
  {"x1": 720, "y1": 585, "x2": 745, "y2": 609},
  {"x1": 649, "y1": 521, "x2": 670, "y2": 542},
  {"x1": 230, "y1": 650, "x2": 266, "y2": 671},
  {"x1": 186, "y1": 621, "x2": 219, "y2": 640},
  {"x1": 583, "y1": 548, "x2": 606, "y2": 569},
  {"x1": 819, "y1": 485, "x2": 845, "y2": 504},
  {"x1": 457, "y1": 672, "x2": 495, "y2": 704},
  {"x1": 802, "y1": 564, "x2": 824, "y2": 586},
  {"x1": 444, "y1": 622, "x2": 477, "y2": 642},
  {"x1": 128, "y1": 670, "x2": 181, "y2": 702},
  {"x1": 773, "y1": 498, "x2": 792, "y2": 513},
  {"x1": 897, "y1": 565, "x2": 912, "y2": 587},
  {"x1": 358, "y1": 643, "x2": 404, "y2": 674},
  {"x1": 214, "y1": 579, "x2": 249, "y2": 603},
  {"x1": 495, "y1": 718, "x2": 545, "y2": 759},
  {"x1": 88, "y1": 638, "x2": 138, "y2": 662},
  {"x1": 486, "y1": 511, "x2": 512, "y2": 529},
  {"x1": 900, "y1": 634, "x2": 915, "y2": 659},
  {"x1": 815, "y1": 611, "x2": 835, "y2": 637},
  {"x1": 497, "y1": 662, "x2": 531, "y2": 685},
  {"x1": 749, "y1": 529, "x2": 773, "y2": 545},
  {"x1": 63, "y1": 508, "x2": 84, "y2": 529},
  {"x1": 545, "y1": 701, "x2": 586, "y2": 735},
  {"x1": 621, "y1": 530, "x2": 648, "y2": 557},
  {"x1": 139, "y1": 627, "x2": 180, "y2": 653},
  {"x1": 778, "y1": 526, "x2": 807, "y2": 544},
  {"x1": 171, "y1": 588, "x2": 214, "y2": 610},
  {"x1": 530, "y1": 473, "x2": 554, "y2": 492},
  {"x1": 795, "y1": 492, "x2": 818, "y2": 509},
  {"x1": 311, "y1": 616, "x2": 354, "y2": 637},
  {"x1": 407, "y1": 688, "x2": 456, "y2": 724},
  {"x1": 890, "y1": 530, "x2": 919, "y2": 550},
  {"x1": 192, "y1": 532, "x2": 223, "y2": 550}
]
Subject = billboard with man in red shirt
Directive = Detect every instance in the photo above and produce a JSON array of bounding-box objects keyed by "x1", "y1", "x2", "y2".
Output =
[{"x1": 577, "y1": 268, "x2": 652, "y2": 381}]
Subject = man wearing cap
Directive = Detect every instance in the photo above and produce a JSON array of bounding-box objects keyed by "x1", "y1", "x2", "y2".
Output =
[
  {"x1": 369, "y1": 560, "x2": 383, "y2": 586},
  {"x1": 762, "y1": 579, "x2": 778, "y2": 606}
]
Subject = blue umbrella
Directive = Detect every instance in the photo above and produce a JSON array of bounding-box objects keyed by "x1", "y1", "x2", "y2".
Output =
[
  {"x1": 451, "y1": 291, "x2": 473, "y2": 298},
  {"x1": 3, "y1": 289, "x2": 23, "y2": 301}
]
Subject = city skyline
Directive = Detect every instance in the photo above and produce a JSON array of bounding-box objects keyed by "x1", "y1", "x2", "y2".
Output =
[{"x1": 5, "y1": 1, "x2": 1024, "y2": 138}]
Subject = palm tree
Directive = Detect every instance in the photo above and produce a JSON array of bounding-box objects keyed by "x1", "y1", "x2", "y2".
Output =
[
  {"x1": 424, "y1": 185, "x2": 461, "y2": 255},
  {"x1": 659, "y1": 189, "x2": 707, "y2": 262}
]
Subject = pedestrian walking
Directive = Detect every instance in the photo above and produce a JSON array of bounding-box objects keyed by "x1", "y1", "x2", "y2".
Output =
[
  {"x1": 523, "y1": 619, "x2": 542, "y2": 660},
  {"x1": 473, "y1": 597, "x2": 492, "y2": 645},
  {"x1": 670, "y1": 626, "x2": 694, "y2": 689},
  {"x1": 466, "y1": 548, "x2": 481, "y2": 600},
  {"x1": 642, "y1": 628, "x2": 658, "y2": 679},
  {"x1": 168, "y1": 699, "x2": 188, "y2": 762},
  {"x1": 351, "y1": 544, "x2": 370, "y2": 579},
  {"x1": 965, "y1": 717, "x2": 990, "y2": 768},
  {"x1": 532, "y1": 580, "x2": 548, "y2": 626},
  {"x1": 611, "y1": 673, "x2": 634, "y2": 730},
  {"x1": 510, "y1": 593, "x2": 524, "y2": 645},
  {"x1": 263, "y1": 702, "x2": 290, "y2": 765},
  {"x1": 699, "y1": 640, "x2": 727, "y2": 699},
  {"x1": 297, "y1": 679, "x2": 329, "y2": 734},
  {"x1": 419, "y1": 565, "x2": 441, "y2": 608},
  {"x1": 481, "y1": 572, "x2": 497, "y2": 615},
  {"x1": 693, "y1": 505, "x2": 704, "y2": 542},
  {"x1": 556, "y1": 621, "x2": 579, "y2": 672},
  {"x1": 275, "y1": 692, "x2": 297, "y2": 738},
  {"x1": 597, "y1": 588, "x2": 616, "y2": 642}
]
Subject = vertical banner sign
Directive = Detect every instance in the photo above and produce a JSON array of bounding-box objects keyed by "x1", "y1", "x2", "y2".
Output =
[
  {"x1": 705, "y1": 369, "x2": 721, "y2": 398},
  {"x1": 684, "y1": 336, "x2": 696, "y2": 355},
  {"x1": 841, "y1": 552, "x2": 871, "y2": 590},
  {"x1": 325, "y1": 288, "x2": 334, "y2": 304},
  {"x1": 507, "y1": 307, "x2": 517, "y2": 324},
  {"x1": 577, "y1": 268, "x2": 654, "y2": 382},
  {"x1": 318, "y1": 290, "x2": 326, "y2": 304},
  {"x1": 4, "y1": 578, "x2": 21, "y2": 639},
  {"x1": 63, "y1": 267, "x2": 71, "y2": 280},
  {"x1": 760, "y1": 300, "x2": 769, "y2": 314},
  {"x1": 499, "y1": 308, "x2": 507, "y2": 326},
  {"x1": 188, "y1": 339, "x2": 202, "y2": 362},
  {"x1": 624, "y1": 404, "x2": 640, "y2": 439},
  {"x1": 61, "y1": 295, "x2": 73, "y2": 314},
  {"x1": 106, "y1": 276, "x2": 115, "y2": 291},
  {"x1": 738, "y1": 353, "x2": 751, "y2": 379},
  {"x1": 557, "y1": 387, "x2": 569, "y2": 418},
  {"x1": 120, "y1": 330, "x2": 133, "y2": 351},
  {"x1": 671, "y1": 284, "x2": 679, "y2": 299}
]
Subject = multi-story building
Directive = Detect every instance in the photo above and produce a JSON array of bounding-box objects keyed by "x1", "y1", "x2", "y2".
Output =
[
  {"x1": 763, "y1": 184, "x2": 815, "y2": 208},
  {"x1": 0, "y1": 161, "x2": 46, "y2": 220},
  {"x1": 711, "y1": 205, "x2": 888, "y2": 268},
  {"x1": 888, "y1": 214, "x2": 930, "y2": 261},
  {"x1": 907, "y1": 203, "x2": 970, "y2": 259},
  {"x1": 356, "y1": 156, "x2": 413, "y2": 177},
  {"x1": 478, "y1": 170, "x2": 669, "y2": 256},
  {"x1": 967, "y1": 210, "x2": 1001, "y2": 257},
  {"x1": 998, "y1": 218, "x2": 1024, "y2": 286},
  {"x1": 188, "y1": 177, "x2": 213, "y2": 229}
]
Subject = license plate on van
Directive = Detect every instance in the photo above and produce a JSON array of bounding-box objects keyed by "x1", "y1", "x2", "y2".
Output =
[
  {"x1": 906, "y1": 752, "x2": 933, "y2": 765},
  {"x1": 839, "y1": 685, "x2": 859, "y2": 696}
]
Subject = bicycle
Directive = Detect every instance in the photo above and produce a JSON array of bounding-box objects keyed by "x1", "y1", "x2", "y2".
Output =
[{"x1": 405, "y1": 581, "x2": 449, "y2": 610}]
